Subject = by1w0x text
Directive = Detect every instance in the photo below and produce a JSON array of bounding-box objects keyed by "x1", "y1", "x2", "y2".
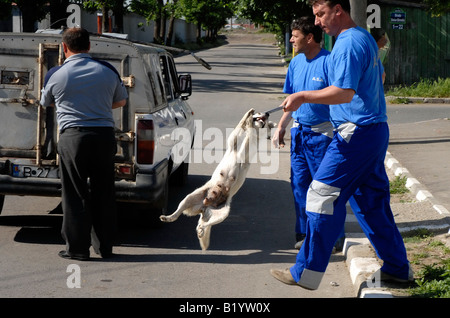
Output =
[{"x1": 179, "y1": 302, "x2": 271, "y2": 315}]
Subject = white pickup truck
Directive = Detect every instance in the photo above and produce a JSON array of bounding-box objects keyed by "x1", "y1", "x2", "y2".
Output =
[{"x1": 0, "y1": 31, "x2": 196, "y2": 220}]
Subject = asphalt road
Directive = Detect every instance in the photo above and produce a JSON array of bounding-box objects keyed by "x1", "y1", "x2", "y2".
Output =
[
  {"x1": 387, "y1": 103, "x2": 450, "y2": 213},
  {"x1": 0, "y1": 31, "x2": 357, "y2": 301}
]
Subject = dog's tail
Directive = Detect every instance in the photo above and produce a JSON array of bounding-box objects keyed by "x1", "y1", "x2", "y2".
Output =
[{"x1": 198, "y1": 225, "x2": 212, "y2": 251}]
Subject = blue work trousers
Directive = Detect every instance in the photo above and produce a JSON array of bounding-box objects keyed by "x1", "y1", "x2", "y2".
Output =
[
  {"x1": 290, "y1": 122, "x2": 410, "y2": 290},
  {"x1": 290, "y1": 125, "x2": 332, "y2": 236}
]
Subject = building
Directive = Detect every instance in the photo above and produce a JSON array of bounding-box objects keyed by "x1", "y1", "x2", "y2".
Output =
[{"x1": 0, "y1": 3, "x2": 201, "y2": 46}]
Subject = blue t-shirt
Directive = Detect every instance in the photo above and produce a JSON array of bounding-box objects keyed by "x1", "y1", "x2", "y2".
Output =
[
  {"x1": 283, "y1": 49, "x2": 330, "y2": 126},
  {"x1": 40, "y1": 53, "x2": 128, "y2": 132},
  {"x1": 327, "y1": 27, "x2": 387, "y2": 127}
]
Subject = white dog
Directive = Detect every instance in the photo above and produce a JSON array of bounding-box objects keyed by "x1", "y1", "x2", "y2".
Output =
[{"x1": 160, "y1": 108, "x2": 274, "y2": 250}]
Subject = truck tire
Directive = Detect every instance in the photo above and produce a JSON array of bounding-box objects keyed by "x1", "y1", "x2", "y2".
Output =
[
  {"x1": 0, "y1": 195, "x2": 4, "y2": 215},
  {"x1": 153, "y1": 174, "x2": 170, "y2": 216},
  {"x1": 170, "y1": 161, "x2": 189, "y2": 187},
  {"x1": 135, "y1": 173, "x2": 170, "y2": 228}
]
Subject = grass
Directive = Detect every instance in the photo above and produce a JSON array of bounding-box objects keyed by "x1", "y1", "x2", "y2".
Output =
[
  {"x1": 387, "y1": 178, "x2": 450, "y2": 298},
  {"x1": 387, "y1": 77, "x2": 450, "y2": 98},
  {"x1": 402, "y1": 229, "x2": 450, "y2": 298},
  {"x1": 389, "y1": 175, "x2": 409, "y2": 194}
]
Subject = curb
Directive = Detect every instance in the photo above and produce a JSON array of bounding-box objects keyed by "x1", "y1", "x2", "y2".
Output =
[
  {"x1": 344, "y1": 151, "x2": 450, "y2": 298},
  {"x1": 385, "y1": 96, "x2": 450, "y2": 104}
]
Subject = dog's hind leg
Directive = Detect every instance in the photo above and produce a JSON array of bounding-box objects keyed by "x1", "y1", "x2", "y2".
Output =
[
  {"x1": 160, "y1": 186, "x2": 208, "y2": 222},
  {"x1": 196, "y1": 203, "x2": 231, "y2": 239},
  {"x1": 226, "y1": 109, "x2": 255, "y2": 150}
]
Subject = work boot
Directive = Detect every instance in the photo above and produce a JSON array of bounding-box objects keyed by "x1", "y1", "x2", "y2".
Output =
[
  {"x1": 270, "y1": 268, "x2": 297, "y2": 285},
  {"x1": 295, "y1": 233, "x2": 306, "y2": 250}
]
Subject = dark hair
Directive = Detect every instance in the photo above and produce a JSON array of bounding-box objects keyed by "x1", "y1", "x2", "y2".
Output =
[
  {"x1": 291, "y1": 16, "x2": 323, "y2": 43},
  {"x1": 308, "y1": 0, "x2": 351, "y2": 14},
  {"x1": 62, "y1": 27, "x2": 90, "y2": 52}
]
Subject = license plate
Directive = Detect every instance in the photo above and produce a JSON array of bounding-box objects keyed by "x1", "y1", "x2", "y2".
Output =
[{"x1": 12, "y1": 164, "x2": 59, "y2": 178}]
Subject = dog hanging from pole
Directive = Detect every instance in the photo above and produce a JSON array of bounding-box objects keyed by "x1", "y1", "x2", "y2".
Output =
[{"x1": 160, "y1": 108, "x2": 276, "y2": 250}]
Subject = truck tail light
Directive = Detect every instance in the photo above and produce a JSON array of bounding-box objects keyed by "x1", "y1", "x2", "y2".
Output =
[{"x1": 137, "y1": 119, "x2": 155, "y2": 164}]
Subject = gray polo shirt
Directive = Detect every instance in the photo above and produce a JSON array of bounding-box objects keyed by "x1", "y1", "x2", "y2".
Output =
[{"x1": 40, "y1": 53, "x2": 128, "y2": 132}]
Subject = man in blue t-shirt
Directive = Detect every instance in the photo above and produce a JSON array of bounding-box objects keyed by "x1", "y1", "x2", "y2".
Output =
[
  {"x1": 271, "y1": 0, "x2": 411, "y2": 290},
  {"x1": 273, "y1": 17, "x2": 337, "y2": 250}
]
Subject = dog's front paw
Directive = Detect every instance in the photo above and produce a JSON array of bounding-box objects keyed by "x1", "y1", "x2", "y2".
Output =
[{"x1": 160, "y1": 215, "x2": 172, "y2": 222}]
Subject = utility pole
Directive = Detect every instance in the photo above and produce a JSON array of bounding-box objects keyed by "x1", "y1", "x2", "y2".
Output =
[{"x1": 350, "y1": 0, "x2": 367, "y2": 28}]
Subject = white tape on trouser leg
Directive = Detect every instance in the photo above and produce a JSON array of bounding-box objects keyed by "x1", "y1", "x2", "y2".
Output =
[
  {"x1": 306, "y1": 180, "x2": 341, "y2": 215},
  {"x1": 298, "y1": 268, "x2": 324, "y2": 290}
]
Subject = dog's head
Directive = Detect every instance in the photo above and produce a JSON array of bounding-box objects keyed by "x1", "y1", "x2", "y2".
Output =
[
  {"x1": 253, "y1": 112, "x2": 277, "y2": 130},
  {"x1": 253, "y1": 112, "x2": 268, "y2": 128},
  {"x1": 203, "y1": 165, "x2": 238, "y2": 208},
  {"x1": 203, "y1": 182, "x2": 230, "y2": 207}
]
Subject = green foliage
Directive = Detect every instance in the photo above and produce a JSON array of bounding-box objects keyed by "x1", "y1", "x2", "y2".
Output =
[
  {"x1": 130, "y1": 0, "x2": 160, "y2": 22},
  {"x1": 389, "y1": 175, "x2": 408, "y2": 194},
  {"x1": 422, "y1": 0, "x2": 450, "y2": 17},
  {"x1": 410, "y1": 264, "x2": 450, "y2": 298},
  {"x1": 178, "y1": 0, "x2": 234, "y2": 32},
  {"x1": 0, "y1": 0, "x2": 50, "y2": 30},
  {"x1": 403, "y1": 229, "x2": 433, "y2": 243},
  {"x1": 387, "y1": 78, "x2": 450, "y2": 98},
  {"x1": 0, "y1": 0, "x2": 12, "y2": 20},
  {"x1": 236, "y1": 0, "x2": 311, "y2": 44},
  {"x1": 402, "y1": 230, "x2": 450, "y2": 298}
]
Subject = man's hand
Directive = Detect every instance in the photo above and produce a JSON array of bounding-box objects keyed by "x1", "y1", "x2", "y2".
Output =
[
  {"x1": 272, "y1": 111, "x2": 292, "y2": 149},
  {"x1": 272, "y1": 126, "x2": 286, "y2": 149},
  {"x1": 280, "y1": 91, "x2": 305, "y2": 112}
]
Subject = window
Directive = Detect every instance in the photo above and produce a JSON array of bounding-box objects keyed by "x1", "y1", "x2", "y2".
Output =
[
  {"x1": 1, "y1": 70, "x2": 30, "y2": 85},
  {"x1": 159, "y1": 55, "x2": 179, "y2": 101}
]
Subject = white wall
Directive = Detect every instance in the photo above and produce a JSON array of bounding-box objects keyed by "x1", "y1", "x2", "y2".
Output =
[{"x1": 41, "y1": 10, "x2": 200, "y2": 45}]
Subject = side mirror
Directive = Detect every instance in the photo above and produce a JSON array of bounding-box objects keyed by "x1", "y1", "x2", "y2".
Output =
[{"x1": 178, "y1": 74, "x2": 192, "y2": 99}]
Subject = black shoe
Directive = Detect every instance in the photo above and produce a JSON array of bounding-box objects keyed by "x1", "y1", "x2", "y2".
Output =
[
  {"x1": 332, "y1": 236, "x2": 345, "y2": 254},
  {"x1": 295, "y1": 233, "x2": 306, "y2": 250},
  {"x1": 58, "y1": 250, "x2": 89, "y2": 261},
  {"x1": 92, "y1": 245, "x2": 114, "y2": 259},
  {"x1": 99, "y1": 252, "x2": 114, "y2": 259}
]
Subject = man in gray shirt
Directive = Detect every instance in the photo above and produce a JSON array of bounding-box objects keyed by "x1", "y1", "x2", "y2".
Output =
[{"x1": 40, "y1": 27, "x2": 128, "y2": 261}]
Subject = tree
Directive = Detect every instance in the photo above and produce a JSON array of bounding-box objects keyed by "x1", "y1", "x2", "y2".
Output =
[
  {"x1": 0, "y1": 0, "x2": 50, "y2": 32},
  {"x1": 166, "y1": 0, "x2": 180, "y2": 45},
  {"x1": 130, "y1": 0, "x2": 166, "y2": 43},
  {"x1": 236, "y1": 0, "x2": 311, "y2": 52},
  {"x1": 422, "y1": 0, "x2": 450, "y2": 17},
  {"x1": 83, "y1": 0, "x2": 128, "y2": 33},
  {"x1": 179, "y1": 0, "x2": 234, "y2": 42}
]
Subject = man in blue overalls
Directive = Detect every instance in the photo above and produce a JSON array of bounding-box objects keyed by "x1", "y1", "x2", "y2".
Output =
[
  {"x1": 273, "y1": 17, "x2": 340, "y2": 250},
  {"x1": 271, "y1": 0, "x2": 411, "y2": 290}
]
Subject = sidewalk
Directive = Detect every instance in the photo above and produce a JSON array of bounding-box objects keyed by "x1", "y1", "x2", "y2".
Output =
[{"x1": 343, "y1": 111, "x2": 450, "y2": 298}]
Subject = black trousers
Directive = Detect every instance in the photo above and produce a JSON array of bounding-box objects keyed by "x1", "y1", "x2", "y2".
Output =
[{"x1": 58, "y1": 127, "x2": 117, "y2": 256}]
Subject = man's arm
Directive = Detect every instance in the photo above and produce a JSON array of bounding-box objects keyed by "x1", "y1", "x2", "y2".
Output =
[
  {"x1": 112, "y1": 99, "x2": 126, "y2": 109},
  {"x1": 281, "y1": 85, "x2": 355, "y2": 112}
]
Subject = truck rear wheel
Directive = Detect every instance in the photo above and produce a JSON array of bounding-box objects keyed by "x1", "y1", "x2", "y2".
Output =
[
  {"x1": 170, "y1": 161, "x2": 189, "y2": 187},
  {"x1": 0, "y1": 195, "x2": 4, "y2": 215},
  {"x1": 121, "y1": 173, "x2": 170, "y2": 228}
]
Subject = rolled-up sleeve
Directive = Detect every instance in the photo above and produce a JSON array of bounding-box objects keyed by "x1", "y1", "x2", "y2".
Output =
[
  {"x1": 40, "y1": 84, "x2": 54, "y2": 107},
  {"x1": 113, "y1": 77, "x2": 128, "y2": 103}
]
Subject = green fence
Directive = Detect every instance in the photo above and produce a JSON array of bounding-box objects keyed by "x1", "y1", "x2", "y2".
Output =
[{"x1": 380, "y1": 4, "x2": 450, "y2": 86}]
